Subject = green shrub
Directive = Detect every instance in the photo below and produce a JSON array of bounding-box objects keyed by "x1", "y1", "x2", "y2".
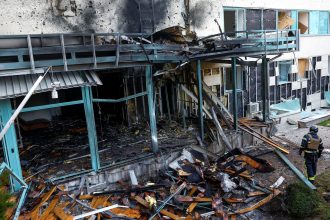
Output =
[
  {"x1": 0, "y1": 171, "x2": 14, "y2": 220},
  {"x1": 286, "y1": 182, "x2": 321, "y2": 218},
  {"x1": 0, "y1": 190, "x2": 14, "y2": 220}
]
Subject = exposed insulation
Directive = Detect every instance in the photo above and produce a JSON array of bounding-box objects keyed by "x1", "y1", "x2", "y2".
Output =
[
  {"x1": 298, "y1": 59, "x2": 309, "y2": 79},
  {"x1": 278, "y1": 12, "x2": 294, "y2": 30}
]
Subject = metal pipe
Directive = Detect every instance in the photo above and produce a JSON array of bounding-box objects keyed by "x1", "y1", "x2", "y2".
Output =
[
  {"x1": 60, "y1": 34, "x2": 68, "y2": 71},
  {"x1": 275, "y1": 149, "x2": 316, "y2": 190},
  {"x1": 146, "y1": 66, "x2": 158, "y2": 153},
  {"x1": 232, "y1": 57, "x2": 238, "y2": 130},
  {"x1": 73, "y1": 204, "x2": 127, "y2": 220},
  {"x1": 180, "y1": 85, "x2": 211, "y2": 119},
  {"x1": 0, "y1": 69, "x2": 48, "y2": 142},
  {"x1": 27, "y1": 35, "x2": 35, "y2": 71},
  {"x1": 196, "y1": 60, "x2": 204, "y2": 140},
  {"x1": 91, "y1": 34, "x2": 97, "y2": 69},
  {"x1": 93, "y1": 92, "x2": 147, "y2": 103},
  {"x1": 261, "y1": 56, "x2": 269, "y2": 121}
]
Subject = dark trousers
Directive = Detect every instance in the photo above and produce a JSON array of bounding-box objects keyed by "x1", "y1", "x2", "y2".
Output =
[{"x1": 305, "y1": 153, "x2": 318, "y2": 183}]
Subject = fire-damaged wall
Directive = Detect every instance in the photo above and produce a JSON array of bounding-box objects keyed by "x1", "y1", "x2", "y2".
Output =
[{"x1": 0, "y1": 0, "x2": 221, "y2": 36}]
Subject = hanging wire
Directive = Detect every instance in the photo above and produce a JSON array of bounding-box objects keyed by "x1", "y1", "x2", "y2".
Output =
[
  {"x1": 95, "y1": 86, "x2": 104, "y2": 139},
  {"x1": 13, "y1": 99, "x2": 24, "y2": 148}
]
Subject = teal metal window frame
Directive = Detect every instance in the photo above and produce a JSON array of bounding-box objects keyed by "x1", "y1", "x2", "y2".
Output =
[
  {"x1": 224, "y1": 7, "x2": 330, "y2": 36},
  {"x1": 278, "y1": 61, "x2": 292, "y2": 84},
  {"x1": 223, "y1": 7, "x2": 246, "y2": 34}
]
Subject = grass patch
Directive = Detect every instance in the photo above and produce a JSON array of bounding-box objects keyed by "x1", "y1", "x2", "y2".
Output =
[
  {"x1": 286, "y1": 170, "x2": 330, "y2": 219},
  {"x1": 315, "y1": 169, "x2": 330, "y2": 220},
  {"x1": 318, "y1": 119, "x2": 330, "y2": 127},
  {"x1": 286, "y1": 182, "x2": 321, "y2": 218}
]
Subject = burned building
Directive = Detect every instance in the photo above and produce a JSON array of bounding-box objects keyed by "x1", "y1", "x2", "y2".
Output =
[{"x1": 0, "y1": 0, "x2": 329, "y2": 219}]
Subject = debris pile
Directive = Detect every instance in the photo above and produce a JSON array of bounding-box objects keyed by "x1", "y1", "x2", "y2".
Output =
[
  {"x1": 16, "y1": 147, "x2": 284, "y2": 219},
  {"x1": 18, "y1": 118, "x2": 194, "y2": 180}
]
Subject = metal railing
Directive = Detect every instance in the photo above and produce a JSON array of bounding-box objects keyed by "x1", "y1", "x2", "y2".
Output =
[{"x1": 0, "y1": 33, "x2": 184, "y2": 73}]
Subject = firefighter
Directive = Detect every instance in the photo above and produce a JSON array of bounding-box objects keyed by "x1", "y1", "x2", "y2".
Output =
[{"x1": 299, "y1": 125, "x2": 324, "y2": 184}]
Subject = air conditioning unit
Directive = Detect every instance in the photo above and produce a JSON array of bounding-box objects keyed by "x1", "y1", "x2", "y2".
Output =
[{"x1": 247, "y1": 102, "x2": 260, "y2": 115}]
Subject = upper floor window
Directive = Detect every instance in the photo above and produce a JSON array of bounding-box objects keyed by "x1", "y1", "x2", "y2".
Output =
[
  {"x1": 224, "y1": 8, "x2": 245, "y2": 36},
  {"x1": 298, "y1": 11, "x2": 309, "y2": 34},
  {"x1": 278, "y1": 11, "x2": 297, "y2": 30},
  {"x1": 223, "y1": 8, "x2": 330, "y2": 35}
]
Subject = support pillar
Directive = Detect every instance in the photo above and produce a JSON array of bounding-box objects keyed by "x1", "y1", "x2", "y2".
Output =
[
  {"x1": 261, "y1": 56, "x2": 269, "y2": 121},
  {"x1": 196, "y1": 60, "x2": 204, "y2": 141},
  {"x1": 0, "y1": 99, "x2": 22, "y2": 191},
  {"x1": 145, "y1": 66, "x2": 158, "y2": 153},
  {"x1": 232, "y1": 57, "x2": 238, "y2": 130},
  {"x1": 82, "y1": 86, "x2": 100, "y2": 171}
]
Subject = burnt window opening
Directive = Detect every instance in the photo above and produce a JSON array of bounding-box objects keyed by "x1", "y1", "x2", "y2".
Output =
[
  {"x1": 225, "y1": 67, "x2": 243, "y2": 90},
  {"x1": 278, "y1": 10, "x2": 297, "y2": 30},
  {"x1": 312, "y1": 57, "x2": 317, "y2": 71},
  {"x1": 0, "y1": 56, "x2": 19, "y2": 63},
  {"x1": 23, "y1": 53, "x2": 72, "y2": 62},
  {"x1": 224, "y1": 9, "x2": 245, "y2": 36},
  {"x1": 298, "y1": 11, "x2": 309, "y2": 34},
  {"x1": 298, "y1": 58, "x2": 309, "y2": 79}
]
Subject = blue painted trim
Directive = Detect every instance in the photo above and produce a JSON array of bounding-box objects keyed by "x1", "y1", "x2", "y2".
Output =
[
  {"x1": 146, "y1": 66, "x2": 158, "y2": 153},
  {"x1": 18, "y1": 100, "x2": 84, "y2": 113},
  {"x1": 93, "y1": 92, "x2": 147, "y2": 103},
  {"x1": 0, "y1": 99, "x2": 23, "y2": 191},
  {"x1": 82, "y1": 86, "x2": 100, "y2": 171}
]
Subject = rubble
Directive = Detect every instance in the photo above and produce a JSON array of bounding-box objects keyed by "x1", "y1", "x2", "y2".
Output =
[{"x1": 13, "y1": 146, "x2": 284, "y2": 219}]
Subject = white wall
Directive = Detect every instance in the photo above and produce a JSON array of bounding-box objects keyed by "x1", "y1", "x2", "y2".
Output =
[{"x1": 0, "y1": 0, "x2": 221, "y2": 37}]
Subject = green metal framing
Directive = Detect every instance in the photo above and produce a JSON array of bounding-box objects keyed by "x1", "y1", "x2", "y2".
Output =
[
  {"x1": 93, "y1": 92, "x2": 147, "y2": 103},
  {"x1": 261, "y1": 56, "x2": 269, "y2": 121},
  {"x1": 0, "y1": 162, "x2": 29, "y2": 219},
  {"x1": 231, "y1": 58, "x2": 238, "y2": 130},
  {"x1": 82, "y1": 86, "x2": 100, "y2": 171},
  {"x1": 145, "y1": 66, "x2": 158, "y2": 153},
  {"x1": 0, "y1": 99, "x2": 23, "y2": 191},
  {"x1": 19, "y1": 100, "x2": 84, "y2": 113},
  {"x1": 196, "y1": 60, "x2": 204, "y2": 141}
]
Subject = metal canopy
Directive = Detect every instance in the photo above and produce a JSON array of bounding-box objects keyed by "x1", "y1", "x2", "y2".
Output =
[{"x1": 0, "y1": 70, "x2": 102, "y2": 99}]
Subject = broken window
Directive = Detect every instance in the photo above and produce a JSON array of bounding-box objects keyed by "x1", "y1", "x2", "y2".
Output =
[
  {"x1": 225, "y1": 67, "x2": 243, "y2": 90},
  {"x1": 224, "y1": 10, "x2": 236, "y2": 34},
  {"x1": 298, "y1": 11, "x2": 309, "y2": 34},
  {"x1": 298, "y1": 59, "x2": 309, "y2": 79},
  {"x1": 224, "y1": 9, "x2": 245, "y2": 35},
  {"x1": 278, "y1": 11, "x2": 296, "y2": 30},
  {"x1": 278, "y1": 61, "x2": 291, "y2": 83},
  {"x1": 246, "y1": 9, "x2": 262, "y2": 31},
  {"x1": 263, "y1": 10, "x2": 276, "y2": 30}
]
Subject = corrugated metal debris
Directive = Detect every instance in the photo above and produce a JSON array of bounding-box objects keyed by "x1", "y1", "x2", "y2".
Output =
[{"x1": 0, "y1": 71, "x2": 102, "y2": 99}]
